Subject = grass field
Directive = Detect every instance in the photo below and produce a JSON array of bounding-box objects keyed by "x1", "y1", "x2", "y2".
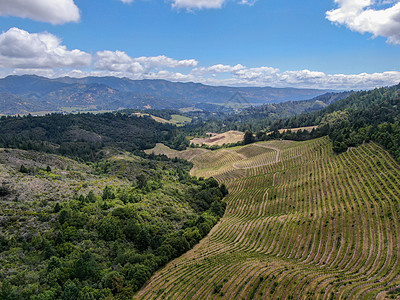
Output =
[
  {"x1": 190, "y1": 131, "x2": 244, "y2": 146},
  {"x1": 144, "y1": 143, "x2": 209, "y2": 161},
  {"x1": 132, "y1": 113, "x2": 192, "y2": 126},
  {"x1": 136, "y1": 137, "x2": 400, "y2": 299}
]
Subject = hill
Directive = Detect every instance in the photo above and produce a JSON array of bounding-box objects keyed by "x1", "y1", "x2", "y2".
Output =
[
  {"x1": 0, "y1": 113, "x2": 191, "y2": 161},
  {"x1": 0, "y1": 75, "x2": 331, "y2": 114},
  {"x1": 137, "y1": 137, "x2": 400, "y2": 299},
  {"x1": 0, "y1": 147, "x2": 227, "y2": 299},
  {"x1": 267, "y1": 83, "x2": 400, "y2": 160},
  {"x1": 183, "y1": 91, "x2": 352, "y2": 136},
  {"x1": 144, "y1": 143, "x2": 209, "y2": 161}
]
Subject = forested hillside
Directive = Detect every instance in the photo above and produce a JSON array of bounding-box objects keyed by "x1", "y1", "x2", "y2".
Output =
[
  {"x1": 184, "y1": 91, "x2": 351, "y2": 135},
  {"x1": 0, "y1": 148, "x2": 227, "y2": 299},
  {"x1": 256, "y1": 84, "x2": 400, "y2": 161},
  {"x1": 0, "y1": 113, "x2": 189, "y2": 161}
]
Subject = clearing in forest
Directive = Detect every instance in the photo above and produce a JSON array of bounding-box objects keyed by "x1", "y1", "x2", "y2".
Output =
[
  {"x1": 136, "y1": 137, "x2": 400, "y2": 299},
  {"x1": 144, "y1": 143, "x2": 209, "y2": 161},
  {"x1": 190, "y1": 130, "x2": 244, "y2": 146}
]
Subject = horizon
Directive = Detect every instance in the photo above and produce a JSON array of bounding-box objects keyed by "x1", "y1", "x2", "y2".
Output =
[{"x1": 0, "y1": 1, "x2": 399, "y2": 90}]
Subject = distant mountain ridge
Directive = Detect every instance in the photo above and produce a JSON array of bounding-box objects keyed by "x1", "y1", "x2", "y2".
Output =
[{"x1": 0, "y1": 75, "x2": 332, "y2": 114}]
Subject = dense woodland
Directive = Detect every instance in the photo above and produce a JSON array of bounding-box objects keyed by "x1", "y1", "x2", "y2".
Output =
[
  {"x1": 0, "y1": 149, "x2": 227, "y2": 299},
  {"x1": 0, "y1": 113, "x2": 189, "y2": 161}
]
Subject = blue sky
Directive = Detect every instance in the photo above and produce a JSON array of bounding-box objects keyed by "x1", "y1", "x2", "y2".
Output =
[{"x1": 0, "y1": 0, "x2": 399, "y2": 89}]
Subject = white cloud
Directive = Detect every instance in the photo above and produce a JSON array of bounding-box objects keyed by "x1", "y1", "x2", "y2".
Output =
[
  {"x1": 238, "y1": 0, "x2": 257, "y2": 6},
  {"x1": 133, "y1": 55, "x2": 198, "y2": 68},
  {"x1": 94, "y1": 50, "x2": 144, "y2": 74},
  {"x1": 0, "y1": 0, "x2": 80, "y2": 25},
  {"x1": 120, "y1": 0, "x2": 134, "y2": 3},
  {"x1": 171, "y1": 0, "x2": 257, "y2": 10},
  {"x1": 191, "y1": 63, "x2": 400, "y2": 90},
  {"x1": 192, "y1": 64, "x2": 245, "y2": 74},
  {"x1": 327, "y1": 0, "x2": 400, "y2": 44},
  {"x1": 172, "y1": 0, "x2": 227, "y2": 10},
  {"x1": 0, "y1": 28, "x2": 399, "y2": 90},
  {"x1": 0, "y1": 28, "x2": 91, "y2": 69},
  {"x1": 94, "y1": 51, "x2": 198, "y2": 78}
]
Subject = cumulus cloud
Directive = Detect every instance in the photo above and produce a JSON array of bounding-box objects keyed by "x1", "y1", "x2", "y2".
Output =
[
  {"x1": 1, "y1": 28, "x2": 399, "y2": 90},
  {"x1": 94, "y1": 51, "x2": 198, "y2": 78},
  {"x1": 94, "y1": 50, "x2": 144, "y2": 74},
  {"x1": 192, "y1": 64, "x2": 245, "y2": 74},
  {"x1": 190, "y1": 63, "x2": 400, "y2": 89},
  {"x1": 0, "y1": 28, "x2": 91, "y2": 69},
  {"x1": 327, "y1": 0, "x2": 400, "y2": 44},
  {"x1": 133, "y1": 55, "x2": 198, "y2": 68},
  {"x1": 0, "y1": 0, "x2": 80, "y2": 25}
]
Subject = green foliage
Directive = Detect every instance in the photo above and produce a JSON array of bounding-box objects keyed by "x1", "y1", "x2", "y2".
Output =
[
  {"x1": 0, "y1": 281, "x2": 18, "y2": 300},
  {"x1": 320, "y1": 110, "x2": 349, "y2": 127},
  {"x1": 0, "y1": 151, "x2": 226, "y2": 299},
  {"x1": 98, "y1": 216, "x2": 123, "y2": 241},
  {"x1": 262, "y1": 84, "x2": 400, "y2": 160},
  {"x1": 0, "y1": 113, "x2": 190, "y2": 161},
  {"x1": 244, "y1": 130, "x2": 255, "y2": 145}
]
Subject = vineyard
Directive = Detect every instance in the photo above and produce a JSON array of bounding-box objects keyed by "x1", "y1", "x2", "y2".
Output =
[{"x1": 136, "y1": 137, "x2": 400, "y2": 299}]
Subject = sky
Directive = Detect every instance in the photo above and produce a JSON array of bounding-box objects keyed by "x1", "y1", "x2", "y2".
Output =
[{"x1": 0, "y1": 0, "x2": 399, "y2": 90}]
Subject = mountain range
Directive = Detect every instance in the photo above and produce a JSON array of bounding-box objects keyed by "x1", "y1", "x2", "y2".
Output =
[{"x1": 0, "y1": 75, "x2": 332, "y2": 115}]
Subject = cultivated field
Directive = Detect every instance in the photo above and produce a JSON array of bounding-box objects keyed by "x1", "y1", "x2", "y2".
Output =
[{"x1": 136, "y1": 137, "x2": 400, "y2": 299}]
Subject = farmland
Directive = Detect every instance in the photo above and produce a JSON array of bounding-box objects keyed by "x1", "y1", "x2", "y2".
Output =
[{"x1": 137, "y1": 137, "x2": 400, "y2": 299}]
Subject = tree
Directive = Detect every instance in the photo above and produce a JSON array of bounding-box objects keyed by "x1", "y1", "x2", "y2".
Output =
[
  {"x1": 53, "y1": 203, "x2": 61, "y2": 213},
  {"x1": 220, "y1": 184, "x2": 228, "y2": 197},
  {"x1": 74, "y1": 250, "x2": 100, "y2": 280},
  {"x1": 244, "y1": 130, "x2": 255, "y2": 145},
  {"x1": 102, "y1": 185, "x2": 115, "y2": 200},
  {"x1": 136, "y1": 175, "x2": 147, "y2": 189},
  {"x1": 62, "y1": 281, "x2": 79, "y2": 300},
  {"x1": 0, "y1": 183, "x2": 10, "y2": 197},
  {"x1": 19, "y1": 165, "x2": 28, "y2": 173},
  {"x1": 0, "y1": 281, "x2": 18, "y2": 300},
  {"x1": 98, "y1": 217, "x2": 123, "y2": 241}
]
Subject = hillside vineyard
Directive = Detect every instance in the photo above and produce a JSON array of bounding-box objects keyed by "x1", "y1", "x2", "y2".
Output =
[{"x1": 137, "y1": 137, "x2": 400, "y2": 299}]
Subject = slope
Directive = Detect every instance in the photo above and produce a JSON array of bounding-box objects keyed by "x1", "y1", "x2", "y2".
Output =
[
  {"x1": 137, "y1": 137, "x2": 400, "y2": 299},
  {"x1": 0, "y1": 148, "x2": 227, "y2": 299}
]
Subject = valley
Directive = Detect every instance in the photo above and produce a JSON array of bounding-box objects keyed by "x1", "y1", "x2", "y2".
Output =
[{"x1": 1, "y1": 0, "x2": 399, "y2": 298}]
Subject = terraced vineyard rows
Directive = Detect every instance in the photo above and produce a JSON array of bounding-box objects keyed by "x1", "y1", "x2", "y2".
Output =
[{"x1": 136, "y1": 137, "x2": 400, "y2": 299}]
